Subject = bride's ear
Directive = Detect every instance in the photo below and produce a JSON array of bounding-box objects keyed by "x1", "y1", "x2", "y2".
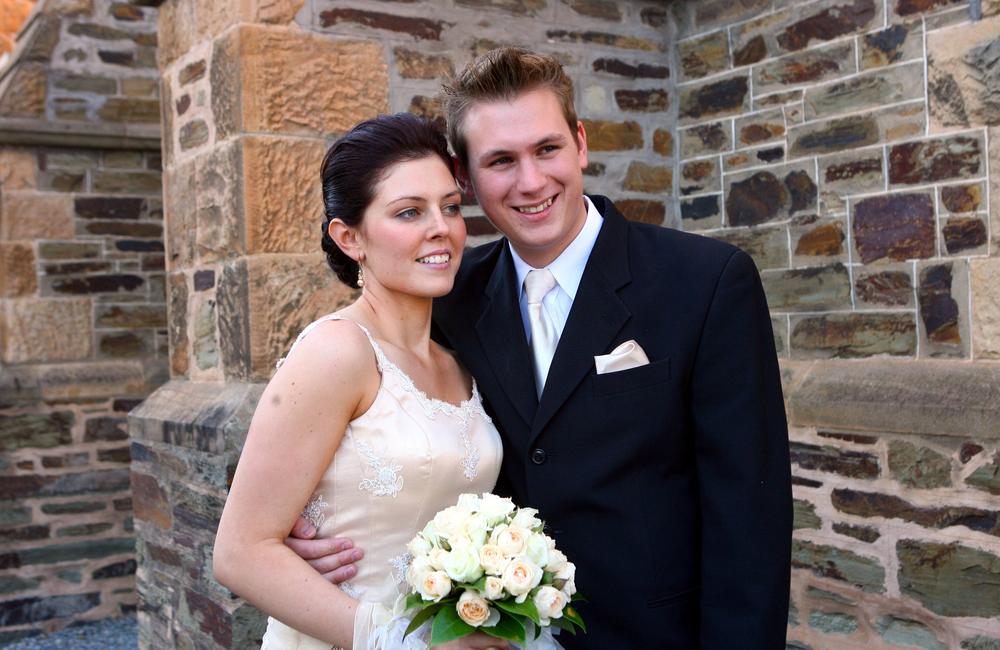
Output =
[{"x1": 327, "y1": 218, "x2": 363, "y2": 262}]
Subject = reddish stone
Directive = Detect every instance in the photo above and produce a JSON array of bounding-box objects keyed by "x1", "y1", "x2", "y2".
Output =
[
  {"x1": 889, "y1": 136, "x2": 982, "y2": 185},
  {"x1": 653, "y1": 129, "x2": 673, "y2": 156},
  {"x1": 826, "y1": 158, "x2": 882, "y2": 183},
  {"x1": 617, "y1": 199, "x2": 665, "y2": 225},
  {"x1": 615, "y1": 88, "x2": 669, "y2": 112},
  {"x1": 777, "y1": 0, "x2": 878, "y2": 52},
  {"x1": 319, "y1": 9, "x2": 451, "y2": 40},
  {"x1": 896, "y1": 0, "x2": 962, "y2": 15},
  {"x1": 185, "y1": 589, "x2": 232, "y2": 647},
  {"x1": 741, "y1": 122, "x2": 784, "y2": 145},
  {"x1": 918, "y1": 264, "x2": 960, "y2": 344},
  {"x1": 75, "y1": 197, "x2": 144, "y2": 220},
  {"x1": 726, "y1": 171, "x2": 787, "y2": 226},
  {"x1": 960, "y1": 443, "x2": 985, "y2": 463},
  {"x1": 51, "y1": 274, "x2": 145, "y2": 294},
  {"x1": 943, "y1": 217, "x2": 987, "y2": 254},
  {"x1": 734, "y1": 35, "x2": 767, "y2": 66},
  {"x1": 855, "y1": 271, "x2": 912, "y2": 306},
  {"x1": 131, "y1": 473, "x2": 171, "y2": 529},
  {"x1": 772, "y1": 57, "x2": 841, "y2": 85},
  {"x1": 853, "y1": 193, "x2": 935, "y2": 263},
  {"x1": 178, "y1": 60, "x2": 206, "y2": 86},
  {"x1": 176, "y1": 94, "x2": 190, "y2": 115},
  {"x1": 593, "y1": 58, "x2": 669, "y2": 79},
  {"x1": 796, "y1": 222, "x2": 844, "y2": 256},
  {"x1": 941, "y1": 184, "x2": 981, "y2": 212}
]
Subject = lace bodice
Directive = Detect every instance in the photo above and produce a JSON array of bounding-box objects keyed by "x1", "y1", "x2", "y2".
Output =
[{"x1": 261, "y1": 314, "x2": 503, "y2": 649}]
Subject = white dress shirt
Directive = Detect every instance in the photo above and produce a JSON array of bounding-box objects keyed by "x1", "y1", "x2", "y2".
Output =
[{"x1": 510, "y1": 195, "x2": 604, "y2": 343}]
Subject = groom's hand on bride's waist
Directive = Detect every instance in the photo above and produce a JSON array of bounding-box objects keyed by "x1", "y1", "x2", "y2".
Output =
[{"x1": 284, "y1": 515, "x2": 363, "y2": 584}]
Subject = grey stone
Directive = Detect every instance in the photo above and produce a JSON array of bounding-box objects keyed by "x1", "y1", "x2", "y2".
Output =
[
  {"x1": 762, "y1": 264, "x2": 851, "y2": 312},
  {"x1": 897, "y1": 540, "x2": 1000, "y2": 617},
  {"x1": 875, "y1": 616, "x2": 947, "y2": 650},
  {"x1": 888, "y1": 440, "x2": 952, "y2": 488},
  {"x1": 791, "y1": 540, "x2": 885, "y2": 593},
  {"x1": 808, "y1": 610, "x2": 858, "y2": 635}
]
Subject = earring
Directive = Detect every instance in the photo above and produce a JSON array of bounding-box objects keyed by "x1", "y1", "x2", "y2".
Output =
[{"x1": 356, "y1": 264, "x2": 365, "y2": 288}]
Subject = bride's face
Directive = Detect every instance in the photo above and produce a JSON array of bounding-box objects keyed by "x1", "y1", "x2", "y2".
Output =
[{"x1": 356, "y1": 155, "x2": 466, "y2": 299}]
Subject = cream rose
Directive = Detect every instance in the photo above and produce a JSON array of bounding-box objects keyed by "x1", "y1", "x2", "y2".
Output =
[
  {"x1": 428, "y1": 547, "x2": 447, "y2": 571},
  {"x1": 554, "y1": 561, "x2": 576, "y2": 597},
  {"x1": 418, "y1": 570, "x2": 452, "y2": 602},
  {"x1": 511, "y1": 507, "x2": 542, "y2": 531},
  {"x1": 456, "y1": 590, "x2": 500, "y2": 628},
  {"x1": 482, "y1": 576, "x2": 505, "y2": 601},
  {"x1": 479, "y1": 493, "x2": 515, "y2": 525},
  {"x1": 479, "y1": 544, "x2": 509, "y2": 576},
  {"x1": 501, "y1": 557, "x2": 542, "y2": 603},
  {"x1": 524, "y1": 532, "x2": 549, "y2": 569},
  {"x1": 532, "y1": 585, "x2": 567, "y2": 625},
  {"x1": 407, "y1": 534, "x2": 432, "y2": 558},
  {"x1": 441, "y1": 540, "x2": 484, "y2": 584},
  {"x1": 491, "y1": 524, "x2": 529, "y2": 556},
  {"x1": 406, "y1": 554, "x2": 434, "y2": 586},
  {"x1": 457, "y1": 493, "x2": 481, "y2": 513}
]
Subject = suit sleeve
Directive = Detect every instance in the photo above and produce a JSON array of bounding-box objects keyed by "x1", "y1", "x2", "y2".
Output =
[{"x1": 690, "y1": 249, "x2": 792, "y2": 648}]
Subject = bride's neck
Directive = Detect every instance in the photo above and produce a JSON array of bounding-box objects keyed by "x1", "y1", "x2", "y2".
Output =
[{"x1": 349, "y1": 289, "x2": 434, "y2": 354}]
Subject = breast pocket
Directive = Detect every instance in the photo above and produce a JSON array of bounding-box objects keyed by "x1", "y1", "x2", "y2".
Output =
[{"x1": 593, "y1": 357, "x2": 670, "y2": 397}]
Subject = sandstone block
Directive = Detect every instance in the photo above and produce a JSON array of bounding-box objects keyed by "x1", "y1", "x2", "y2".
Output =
[
  {"x1": 580, "y1": 119, "x2": 642, "y2": 151},
  {"x1": 818, "y1": 147, "x2": 884, "y2": 214},
  {"x1": 214, "y1": 25, "x2": 389, "y2": 138},
  {"x1": 394, "y1": 48, "x2": 454, "y2": 79},
  {"x1": 615, "y1": 88, "x2": 669, "y2": 113},
  {"x1": 320, "y1": 8, "x2": 454, "y2": 38},
  {"x1": 615, "y1": 200, "x2": 665, "y2": 225},
  {"x1": 0, "y1": 192, "x2": 74, "y2": 241},
  {"x1": 971, "y1": 259, "x2": 1000, "y2": 359},
  {"x1": 928, "y1": 16, "x2": 1000, "y2": 129},
  {"x1": 2, "y1": 298, "x2": 92, "y2": 364},
  {"x1": 0, "y1": 150, "x2": 36, "y2": 190},
  {"x1": 652, "y1": 129, "x2": 673, "y2": 156},
  {"x1": 592, "y1": 58, "x2": 669, "y2": 80},
  {"x1": 0, "y1": 242, "x2": 37, "y2": 298},
  {"x1": 889, "y1": 133, "x2": 984, "y2": 186},
  {"x1": 544, "y1": 29, "x2": 663, "y2": 52},
  {"x1": 804, "y1": 61, "x2": 924, "y2": 120},
  {"x1": 918, "y1": 261, "x2": 968, "y2": 358},
  {"x1": 790, "y1": 215, "x2": 846, "y2": 266},
  {"x1": 0, "y1": 64, "x2": 46, "y2": 118},
  {"x1": 734, "y1": 109, "x2": 785, "y2": 147},
  {"x1": 623, "y1": 162, "x2": 672, "y2": 193},
  {"x1": 854, "y1": 266, "x2": 913, "y2": 308}
]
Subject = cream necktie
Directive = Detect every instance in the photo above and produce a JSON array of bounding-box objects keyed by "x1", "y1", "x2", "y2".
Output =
[{"x1": 524, "y1": 269, "x2": 558, "y2": 398}]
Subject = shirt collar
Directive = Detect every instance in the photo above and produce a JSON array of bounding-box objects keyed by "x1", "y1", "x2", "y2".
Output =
[{"x1": 510, "y1": 195, "x2": 604, "y2": 301}]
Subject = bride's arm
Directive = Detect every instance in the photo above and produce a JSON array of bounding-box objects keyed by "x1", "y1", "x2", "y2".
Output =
[{"x1": 213, "y1": 320, "x2": 378, "y2": 647}]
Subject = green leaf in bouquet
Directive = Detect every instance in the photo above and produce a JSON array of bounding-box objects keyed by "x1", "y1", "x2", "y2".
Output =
[
  {"x1": 402, "y1": 602, "x2": 444, "y2": 639},
  {"x1": 404, "y1": 592, "x2": 425, "y2": 611},
  {"x1": 482, "y1": 610, "x2": 526, "y2": 644},
  {"x1": 430, "y1": 604, "x2": 476, "y2": 644},
  {"x1": 549, "y1": 616, "x2": 578, "y2": 636},
  {"x1": 563, "y1": 605, "x2": 587, "y2": 633},
  {"x1": 493, "y1": 596, "x2": 541, "y2": 626},
  {"x1": 465, "y1": 576, "x2": 489, "y2": 592},
  {"x1": 571, "y1": 591, "x2": 588, "y2": 602},
  {"x1": 541, "y1": 572, "x2": 554, "y2": 585}
]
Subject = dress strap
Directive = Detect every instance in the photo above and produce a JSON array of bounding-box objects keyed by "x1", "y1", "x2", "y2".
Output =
[{"x1": 275, "y1": 313, "x2": 386, "y2": 372}]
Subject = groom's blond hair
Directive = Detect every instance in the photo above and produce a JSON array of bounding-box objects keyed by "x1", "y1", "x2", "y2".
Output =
[{"x1": 442, "y1": 47, "x2": 578, "y2": 169}]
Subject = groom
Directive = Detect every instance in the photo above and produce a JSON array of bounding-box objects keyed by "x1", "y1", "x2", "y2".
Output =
[{"x1": 292, "y1": 48, "x2": 792, "y2": 648}]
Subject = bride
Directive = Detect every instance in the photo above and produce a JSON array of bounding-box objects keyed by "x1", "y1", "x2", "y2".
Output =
[{"x1": 213, "y1": 113, "x2": 509, "y2": 649}]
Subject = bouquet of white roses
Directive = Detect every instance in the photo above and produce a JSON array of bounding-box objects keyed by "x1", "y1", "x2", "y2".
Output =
[{"x1": 402, "y1": 493, "x2": 585, "y2": 646}]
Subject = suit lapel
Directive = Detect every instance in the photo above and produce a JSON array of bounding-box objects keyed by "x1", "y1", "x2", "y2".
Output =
[
  {"x1": 530, "y1": 198, "x2": 632, "y2": 442},
  {"x1": 475, "y1": 244, "x2": 538, "y2": 429}
]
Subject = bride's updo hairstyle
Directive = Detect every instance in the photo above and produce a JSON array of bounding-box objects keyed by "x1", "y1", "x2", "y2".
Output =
[{"x1": 320, "y1": 113, "x2": 454, "y2": 288}]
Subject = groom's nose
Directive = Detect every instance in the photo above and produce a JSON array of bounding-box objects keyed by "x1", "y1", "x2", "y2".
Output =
[{"x1": 515, "y1": 158, "x2": 546, "y2": 195}]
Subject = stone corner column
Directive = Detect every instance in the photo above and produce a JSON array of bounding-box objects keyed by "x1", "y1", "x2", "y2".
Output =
[{"x1": 130, "y1": 2, "x2": 386, "y2": 647}]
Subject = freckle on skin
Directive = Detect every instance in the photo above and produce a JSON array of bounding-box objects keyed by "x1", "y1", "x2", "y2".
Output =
[{"x1": 271, "y1": 394, "x2": 281, "y2": 406}]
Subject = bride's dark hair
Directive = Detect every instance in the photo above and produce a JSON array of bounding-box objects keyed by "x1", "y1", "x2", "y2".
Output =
[{"x1": 320, "y1": 113, "x2": 454, "y2": 288}]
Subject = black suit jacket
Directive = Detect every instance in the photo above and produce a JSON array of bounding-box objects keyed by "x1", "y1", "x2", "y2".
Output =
[{"x1": 433, "y1": 196, "x2": 792, "y2": 648}]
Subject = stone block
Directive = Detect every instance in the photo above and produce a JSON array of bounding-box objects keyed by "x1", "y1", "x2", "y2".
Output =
[
  {"x1": 0, "y1": 150, "x2": 36, "y2": 190},
  {"x1": 876, "y1": 617, "x2": 947, "y2": 650},
  {"x1": 833, "y1": 522, "x2": 880, "y2": 542},
  {"x1": 805, "y1": 61, "x2": 924, "y2": 120},
  {"x1": 91, "y1": 171, "x2": 161, "y2": 195},
  {"x1": 242, "y1": 136, "x2": 324, "y2": 254},
  {"x1": 0, "y1": 593, "x2": 101, "y2": 627},
  {"x1": 0, "y1": 243, "x2": 37, "y2": 298},
  {"x1": 754, "y1": 42, "x2": 856, "y2": 96},
  {"x1": 46, "y1": 274, "x2": 145, "y2": 295},
  {"x1": 790, "y1": 216, "x2": 847, "y2": 266},
  {"x1": 927, "y1": 16, "x2": 1000, "y2": 130},
  {"x1": 791, "y1": 539, "x2": 885, "y2": 593},
  {"x1": 763, "y1": 264, "x2": 851, "y2": 312},
  {"x1": 789, "y1": 100, "x2": 925, "y2": 156},
  {"x1": 734, "y1": 109, "x2": 785, "y2": 147},
  {"x1": 615, "y1": 88, "x2": 669, "y2": 113},
  {"x1": 213, "y1": 26, "x2": 388, "y2": 139},
  {"x1": 615, "y1": 200, "x2": 665, "y2": 225},
  {"x1": 131, "y1": 472, "x2": 171, "y2": 530},
  {"x1": 680, "y1": 121, "x2": 731, "y2": 158},
  {"x1": 679, "y1": 158, "x2": 720, "y2": 196},
  {"x1": 679, "y1": 73, "x2": 749, "y2": 124},
  {"x1": 0, "y1": 64, "x2": 46, "y2": 118},
  {"x1": 890, "y1": 440, "x2": 955, "y2": 488},
  {"x1": 193, "y1": 296, "x2": 218, "y2": 371},
  {"x1": 723, "y1": 145, "x2": 785, "y2": 172},
  {"x1": 918, "y1": 261, "x2": 968, "y2": 357},
  {"x1": 709, "y1": 225, "x2": 789, "y2": 271},
  {"x1": 894, "y1": 0, "x2": 966, "y2": 19},
  {"x1": 680, "y1": 195, "x2": 722, "y2": 230},
  {"x1": 99, "y1": 331, "x2": 152, "y2": 359},
  {"x1": 852, "y1": 191, "x2": 935, "y2": 264},
  {"x1": 861, "y1": 22, "x2": 923, "y2": 70},
  {"x1": 897, "y1": 540, "x2": 1000, "y2": 617},
  {"x1": 693, "y1": 0, "x2": 771, "y2": 30},
  {"x1": 652, "y1": 129, "x2": 673, "y2": 156},
  {"x1": 0, "y1": 412, "x2": 74, "y2": 451},
  {"x1": 543, "y1": 28, "x2": 663, "y2": 52},
  {"x1": 592, "y1": 58, "x2": 669, "y2": 80},
  {"x1": 790, "y1": 313, "x2": 916, "y2": 358},
  {"x1": 940, "y1": 182, "x2": 985, "y2": 214},
  {"x1": 967, "y1": 455, "x2": 1000, "y2": 495},
  {"x1": 167, "y1": 272, "x2": 189, "y2": 376},
  {"x1": 889, "y1": 133, "x2": 985, "y2": 186},
  {"x1": 623, "y1": 162, "x2": 672, "y2": 193},
  {"x1": 121, "y1": 76, "x2": 158, "y2": 97},
  {"x1": 581, "y1": 119, "x2": 642, "y2": 151},
  {"x1": 818, "y1": 147, "x2": 885, "y2": 214},
  {"x1": 394, "y1": 48, "x2": 453, "y2": 80},
  {"x1": 725, "y1": 162, "x2": 817, "y2": 226},
  {"x1": 560, "y1": 0, "x2": 620, "y2": 20},
  {"x1": 793, "y1": 499, "x2": 821, "y2": 530},
  {"x1": 2, "y1": 298, "x2": 92, "y2": 363},
  {"x1": 678, "y1": 30, "x2": 729, "y2": 81},
  {"x1": 808, "y1": 611, "x2": 858, "y2": 635},
  {"x1": 789, "y1": 441, "x2": 879, "y2": 478},
  {"x1": 854, "y1": 265, "x2": 914, "y2": 308},
  {"x1": 0, "y1": 192, "x2": 74, "y2": 241},
  {"x1": 163, "y1": 159, "x2": 197, "y2": 269},
  {"x1": 972, "y1": 259, "x2": 1000, "y2": 359}
]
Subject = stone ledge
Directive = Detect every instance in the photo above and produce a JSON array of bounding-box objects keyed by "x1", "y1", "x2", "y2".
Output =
[
  {"x1": 0, "y1": 118, "x2": 161, "y2": 151},
  {"x1": 783, "y1": 359, "x2": 1000, "y2": 438},
  {"x1": 128, "y1": 379, "x2": 264, "y2": 454}
]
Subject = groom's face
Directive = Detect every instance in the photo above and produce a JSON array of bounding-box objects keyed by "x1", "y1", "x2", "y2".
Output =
[{"x1": 460, "y1": 87, "x2": 589, "y2": 269}]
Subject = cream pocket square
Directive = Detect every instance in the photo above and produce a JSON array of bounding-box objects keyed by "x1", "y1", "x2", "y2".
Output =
[{"x1": 594, "y1": 340, "x2": 650, "y2": 375}]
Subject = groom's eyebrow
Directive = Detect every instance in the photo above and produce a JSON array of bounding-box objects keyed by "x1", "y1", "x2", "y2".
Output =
[{"x1": 477, "y1": 133, "x2": 566, "y2": 163}]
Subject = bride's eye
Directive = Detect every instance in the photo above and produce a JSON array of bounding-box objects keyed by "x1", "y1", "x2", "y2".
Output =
[
  {"x1": 442, "y1": 203, "x2": 462, "y2": 217},
  {"x1": 395, "y1": 207, "x2": 420, "y2": 220}
]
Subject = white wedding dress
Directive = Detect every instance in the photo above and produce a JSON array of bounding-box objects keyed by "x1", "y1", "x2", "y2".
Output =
[{"x1": 259, "y1": 315, "x2": 561, "y2": 649}]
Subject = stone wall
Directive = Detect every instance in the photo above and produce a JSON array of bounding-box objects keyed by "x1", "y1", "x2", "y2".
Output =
[
  {"x1": 0, "y1": 0, "x2": 164, "y2": 643},
  {"x1": 672, "y1": 0, "x2": 1000, "y2": 647}
]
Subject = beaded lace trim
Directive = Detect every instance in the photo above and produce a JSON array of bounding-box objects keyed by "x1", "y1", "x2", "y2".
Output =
[
  {"x1": 389, "y1": 552, "x2": 413, "y2": 584},
  {"x1": 339, "y1": 581, "x2": 363, "y2": 599},
  {"x1": 352, "y1": 433, "x2": 404, "y2": 497},
  {"x1": 300, "y1": 493, "x2": 328, "y2": 529}
]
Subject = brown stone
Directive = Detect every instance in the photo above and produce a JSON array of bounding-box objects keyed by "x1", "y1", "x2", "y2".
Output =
[
  {"x1": 407, "y1": 95, "x2": 445, "y2": 131},
  {"x1": 941, "y1": 184, "x2": 982, "y2": 213},
  {"x1": 919, "y1": 263, "x2": 961, "y2": 347},
  {"x1": 896, "y1": 0, "x2": 965, "y2": 16},
  {"x1": 680, "y1": 159, "x2": 720, "y2": 196},
  {"x1": 96, "y1": 304, "x2": 167, "y2": 328},
  {"x1": 727, "y1": 171, "x2": 787, "y2": 226},
  {"x1": 763, "y1": 264, "x2": 852, "y2": 311},
  {"x1": 544, "y1": 29, "x2": 662, "y2": 52},
  {"x1": 679, "y1": 74, "x2": 749, "y2": 123},
  {"x1": 804, "y1": 62, "x2": 924, "y2": 120},
  {"x1": 110, "y1": 2, "x2": 144, "y2": 20},
  {"x1": 680, "y1": 195, "x2": 721, "y2": 229},
  {"x1": 0, "y1": 64, "x2": 45, "y2": 118},
  {"x1": 790, "y1": 313, "x2": 916, "y2": 358},
  {"x1": 561, "y1": 0, "x2": 620, "y2": 19},
  {"x1": 615, "y1": 88, "x2": 669, "y2": 112},
  {"x1": 2, "y1": 298, "x2": 92, "y2": 363},
  {"x1": 92, "y1": 171, "x2": 161, "y2": 195},
  {"x1": 736, "y1": 109, "x2": 785, "y2": 146},
  {"x1": 319, "y1": 8, "x2": 451, "y2": 39},
  {"x1": 734, "y1": 35, "x2": 767, "y2": 66},
  {"x1": 790, "y1": 442, "x2": 879, "y2": 479},
  {"x1": 653, "y1": 129, "x2": 673, "y2": 156},
  {"x1": 776, "y1": 0, "x2": 878, "y2": 52},
  {"x1": 833, "y1": 522, "x2": 881, "y2": 543},
  {"x1": 852, "y1": 192, "x2": 936, "y2": 263},
  {"x1": 581, "y1": 119, "x2": 642, "y2": 151},
  {"x1": 834, "y1": 490, "x2": 998, "y2": 536},
  {"x1": 943, "y1": 217, "x2": 988, "y2": 254},
  {"x1": 131, "y1": 472, "x2": 171, "y2": 530},
  {"x1": 394, "y1": 48, "x2": 453, "y2": 79},
  {"x1": 616, "y1": 199, "x2": 665, "y2": 225},
  {"x1": 679, "y1": 30, "x2": 729, "y2": 80},
  {"x1": 795, "y1": 222, "x2": 844, "y2": 257},
  {"x1": 168, "y1": 272, "x2": 189, "y2": 376},
  {"x1": 216, "y1": 26, "x2": 389, "y2": 138},
  {"x1": 0, "y1": 243, "x2": 37, "y2": 298},
  {"x1": 179, "y1": 59, "x2": 206, "y2": 85},
  {"x1": 818, "y1": 431, "x2": 878, "y2": 444},
  {"x1": 96, "y1": 97, "x2": 160, "y2": 123},
  {"x1": 680, "y1": 122, "x2": 730, "y2": 158},
  {"x1": 623, "y1": 162, "x2": 672, "y2": 193},
  {"x1": 855, "y1": 270, "x2": 913, "y2": 306},
  {"x1": 897, "y1": 540, "x2": 1000, "y2": 617},
  {"x1": 0, "y1": 192, "x2": 74, "y2": 240},
  {"x1": 593, "y1": 58, "x2": 669, "y2": 79},
  {"x1": 754, "y1": 42, "x2": 855, "y2": 96},
  {"x1": 0, "y1": 150, "x2": 36, "y2": 190},
  {"x1": 889, "y1": 135, "x2": 984, "y2": 185},
  {"x1": 179, "y1": 120, "x2": 210, "y2": 151},
  {"x1": 960, "y1": 443, "x2": 985, "y2": 464},
  {"x1": 121, "y1": 76, "x2": 158, "y2": 97}
]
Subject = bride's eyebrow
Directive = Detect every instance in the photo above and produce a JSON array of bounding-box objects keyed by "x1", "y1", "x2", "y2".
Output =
[{"x1": 384, "y1": 195, "x2": 427, "y2": 207}]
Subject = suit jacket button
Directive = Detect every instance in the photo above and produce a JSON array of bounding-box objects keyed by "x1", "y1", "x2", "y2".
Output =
[{"x1": 531, "y1": 448, "x2": 547, "y2": 465}]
